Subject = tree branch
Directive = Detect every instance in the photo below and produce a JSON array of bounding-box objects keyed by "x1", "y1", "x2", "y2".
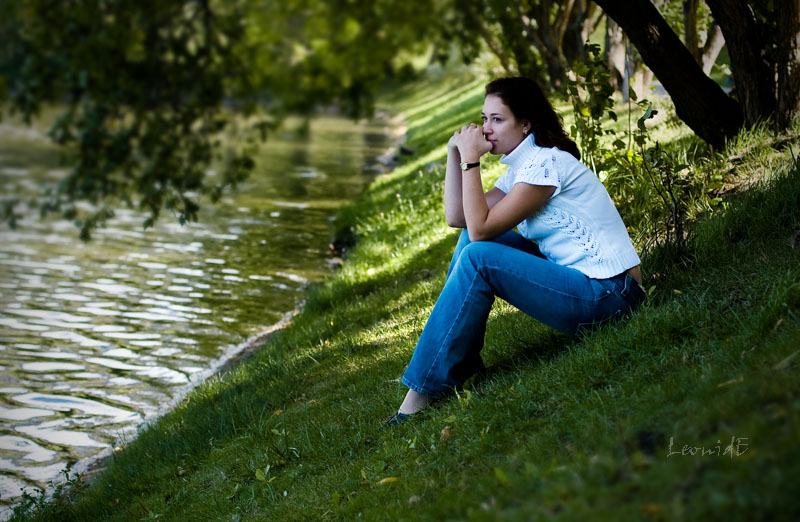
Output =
[{"x1": 700, "y1": 21, "x2": 724, "y2": 75}]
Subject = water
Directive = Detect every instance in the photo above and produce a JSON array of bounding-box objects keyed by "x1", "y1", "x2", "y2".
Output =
[{"x1": 0, "y1": 114, "x2": 391, "y2": 514}]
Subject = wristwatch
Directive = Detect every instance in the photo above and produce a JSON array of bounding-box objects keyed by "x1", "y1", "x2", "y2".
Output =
[{"x1": 460, "y1": 161, "x2": 480, "y2": 171}]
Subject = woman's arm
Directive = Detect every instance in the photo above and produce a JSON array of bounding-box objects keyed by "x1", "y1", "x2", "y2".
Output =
[
  {"x1": 443, "y1": 143, "x2": 465, "y2": 228},
  {"x1": 462, "y1": 172, "x2": 554, "y2": 241},
  {"x1": 444, "y1": 136, "x2": 507, "y2": 229},
  {"x1": 456, "y1": 124, "x2": 554, "y2": 241}
]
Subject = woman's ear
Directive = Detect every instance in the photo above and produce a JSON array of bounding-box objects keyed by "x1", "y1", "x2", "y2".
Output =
[{"x1": 522, "y1": 120, "x2": 531, "y2": 135}]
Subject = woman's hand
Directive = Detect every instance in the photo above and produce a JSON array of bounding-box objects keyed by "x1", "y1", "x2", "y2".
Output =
[
  {"x1": 453, "y1": 123, "x2": 491, "y2": 162},
  {"x1": 447, "y1": 133, "x2": 460, "y2": 154}
]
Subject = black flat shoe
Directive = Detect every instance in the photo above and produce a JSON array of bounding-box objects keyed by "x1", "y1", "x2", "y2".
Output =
[{"x1": 381, "y1": 412, "x2": 413, "y2": 428}]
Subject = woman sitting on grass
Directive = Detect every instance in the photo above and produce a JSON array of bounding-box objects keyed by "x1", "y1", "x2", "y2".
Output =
[{"x1": 387, "y1": 76, "x2": 645, "y2": 426}]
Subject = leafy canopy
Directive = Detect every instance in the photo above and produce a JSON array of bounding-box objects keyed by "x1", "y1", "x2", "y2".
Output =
[{"x1": 0, "y1": 0, "x2": 446, "y2": 239}]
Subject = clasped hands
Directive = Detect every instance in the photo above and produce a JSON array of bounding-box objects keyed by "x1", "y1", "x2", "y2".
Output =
[{"x1": 449, "y1": 123, "x2": 491, "y2": 163}]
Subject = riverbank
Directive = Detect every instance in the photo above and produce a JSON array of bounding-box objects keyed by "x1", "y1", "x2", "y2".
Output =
[
  {"x1": 0, "y1": 111, "x2": 393, "y2": 518},
  {"x1": 10, "y1": 75, "x2": 800, "y2": 521}
]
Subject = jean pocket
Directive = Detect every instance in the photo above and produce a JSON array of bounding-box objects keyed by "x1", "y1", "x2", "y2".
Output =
[
  {"x1": 587, "y1": 277, "x2": 618, "y2": 302},
  {"x1": 575, "y1": 275, "x2": 642, "y2": 335}
]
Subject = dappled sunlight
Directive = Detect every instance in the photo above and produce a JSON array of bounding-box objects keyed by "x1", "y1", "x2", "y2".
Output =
[{"x1": 397, "y1": 81, "x2": 485, "y2": 124}]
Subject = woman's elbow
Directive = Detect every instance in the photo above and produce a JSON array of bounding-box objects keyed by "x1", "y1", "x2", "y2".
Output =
[
  {"x1": 467, "y1": 229, "x2": 492, "y2": 242},
  {"x1": 446, "y1": 216, "x2": 466, "y2": 228}
]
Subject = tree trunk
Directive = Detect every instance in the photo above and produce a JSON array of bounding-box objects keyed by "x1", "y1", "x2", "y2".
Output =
[
  {"x1": 623, "y1": 42, "x2": 634, "y2": 102},
  {"x1": 463, "y1": 2, "x2": 514, "y2": 75},
  {"x1": 683, "y1": 0, "x2": 700, "y2": 63},
  {"x1": 605, "y1": 17, "x2": 625, "y2": 90},
  {"x1": 776, "y1": 0, "x2": 800, "y2": 130},
  {"x1": 496, "y1": 7, "x2": 546, "y2": 84},
  {"x1": 701, "y1": 22, "x2": 725, "y2": 76},
  {"x1": 705, "y1": 0, "x2": 775, "y2": 127},
  {"x1": 564, "y1": 0, "x2": 602, "y2": 66},
  {"x1": 581, "y1": 2, "x2": 602, "y2": 44},
  {"x1": 594, "y1": 0, "x2": 742, "y2": 147},
  {"x1": 633, "y1": 66, "x2": 654, "y2": 100},
  {"x1": 522, "y1": 2, "x2": 569, "y2": 89}
]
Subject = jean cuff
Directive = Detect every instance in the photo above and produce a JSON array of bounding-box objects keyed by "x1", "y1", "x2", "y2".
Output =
[{"x1": 400, "y1": 375, "x2": 450, "y2": 400}]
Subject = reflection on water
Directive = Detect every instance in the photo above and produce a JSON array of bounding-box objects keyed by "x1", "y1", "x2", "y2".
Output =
[{"x1": 0, "y1": 115, "x2": 390, "y2": 515}]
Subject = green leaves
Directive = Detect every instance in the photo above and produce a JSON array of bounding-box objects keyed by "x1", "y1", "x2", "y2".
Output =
[
  {"x1": 255, "y1": 464, "x2": 276, "y2": 483},
  {"x1": 637, "y1": 103, "x2": 659, "y2": 132},
  {"x1": 0, "y1": 0, "x2": 446, "y2": 239},
  {"x1": 564, "y1": 41, "x2": 617, "y2": 173},
  {"x1": 1, "y1": 0, "x2": 255, "y2": 239}
]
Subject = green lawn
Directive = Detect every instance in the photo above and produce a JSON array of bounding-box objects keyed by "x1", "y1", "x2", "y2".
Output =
[{"x1": 12, "y1": 74, "x2": 800, "y2": 522}]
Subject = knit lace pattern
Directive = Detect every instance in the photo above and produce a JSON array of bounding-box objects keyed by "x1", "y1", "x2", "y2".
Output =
[{"x1": 536, "y1": 207, "x2": 602, "y2": 262}]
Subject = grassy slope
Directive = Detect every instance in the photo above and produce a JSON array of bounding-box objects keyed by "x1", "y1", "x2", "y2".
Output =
[{"x1": 13, "y1": 75, "x2": 800, "y2": 522}]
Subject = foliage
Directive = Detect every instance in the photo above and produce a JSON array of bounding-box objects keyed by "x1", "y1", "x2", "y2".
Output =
[
  {"x1": 444, "y1": 0, "x2": 601, "y2": 89},
  {"x1": 564, "y1": 43, "x2": 618, "y2": 173},
  {"x1": 11, "y1": 466, "x2": 88, "y2": 520},
  {"x1": 239, "y1": 0, "x2": 448, "y2": 118},
  {"x1": 0, "y1": 0, "x2": 256, "y2": 240},
  {"x1": 0, "y1": 0, "x2": 446, "y2": 240},
  {"x1": 659, "y1": 0, "x2": 713, "y2": 43},
  {"x1": 563, "y1": 44, "x2": 730, "y2": 263}
]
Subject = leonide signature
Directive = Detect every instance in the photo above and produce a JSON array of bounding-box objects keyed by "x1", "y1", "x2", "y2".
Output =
[{"x1": 667, "y1": 436, "x2": 749, "y2": 458}]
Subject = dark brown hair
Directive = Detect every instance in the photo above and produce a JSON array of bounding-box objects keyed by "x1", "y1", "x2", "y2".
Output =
[{"x1": 485, "y1": 77, "x2": 580, "y2": 160}]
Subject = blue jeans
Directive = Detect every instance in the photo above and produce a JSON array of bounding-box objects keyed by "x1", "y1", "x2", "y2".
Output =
[{"x1": 401, "y1": 229, "x2": 645, "y2": 399}]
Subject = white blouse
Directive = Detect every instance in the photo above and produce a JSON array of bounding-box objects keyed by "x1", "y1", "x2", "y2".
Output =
[{"x1": 494, "y1": 133, "x2": 641, "y2": 279}]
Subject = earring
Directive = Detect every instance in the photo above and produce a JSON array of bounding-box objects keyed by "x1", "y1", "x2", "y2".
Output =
[{"x1": 523, "y1": 129, "x2": 529, "y2": 135}]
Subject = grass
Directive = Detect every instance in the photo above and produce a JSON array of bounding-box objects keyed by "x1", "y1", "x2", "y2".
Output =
[{"x1": 11, "y1": 74, "x2": 800, "y2": 521}]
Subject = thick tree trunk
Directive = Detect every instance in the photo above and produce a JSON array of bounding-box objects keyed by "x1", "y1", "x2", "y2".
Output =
[
  {"x1": 594, "y1": 0, "x2": 742, "y2": 147},
  {"x1": 705, "y1": 0, "x2": 775, "y2": 127},
  {"x1": 777, "y1": 0, "x2": 800, "y2": 129}
]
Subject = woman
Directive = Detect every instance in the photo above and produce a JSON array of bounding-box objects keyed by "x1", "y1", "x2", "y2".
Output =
[{"x1": 386, "y1": 77, "x2": 645, "y2": 425}]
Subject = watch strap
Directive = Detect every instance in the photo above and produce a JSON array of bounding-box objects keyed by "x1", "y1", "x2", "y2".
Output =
[{"x1": 460, "y1": 161, "x2": 480, "y2": 171}]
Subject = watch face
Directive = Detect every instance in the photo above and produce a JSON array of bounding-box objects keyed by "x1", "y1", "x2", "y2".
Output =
[{"x1": 460, "y1": 162, "x2": 467, "y2": 170}]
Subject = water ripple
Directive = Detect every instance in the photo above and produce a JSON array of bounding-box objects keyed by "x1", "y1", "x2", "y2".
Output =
[
  {"x1": 12, "y1": 393, "x2": 135, "y2": 420},
  {"x1": 0, "y1": 436, "x2": 57, "y2": 462},
  {"x1": 0, "y1": 113, "x2": 391, "y2": 513}
]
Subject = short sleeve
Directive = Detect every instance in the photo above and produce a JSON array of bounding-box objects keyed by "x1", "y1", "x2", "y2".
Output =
[
  {"x1": 494, "y1": 169, "x2": 512, "y2": 194},
  {"x1": 510, "y1": 150, "x2": 562, "y2": 198}
]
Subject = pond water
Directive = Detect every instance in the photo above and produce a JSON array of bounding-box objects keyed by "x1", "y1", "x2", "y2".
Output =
[{"x1": 0, "y1": 114, "x2": 391, "y2": 515}]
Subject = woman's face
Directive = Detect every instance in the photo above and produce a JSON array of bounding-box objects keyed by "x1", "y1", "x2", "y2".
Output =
[{"x1": 481, "y1": 94, "x2": 529, "y2": 156}]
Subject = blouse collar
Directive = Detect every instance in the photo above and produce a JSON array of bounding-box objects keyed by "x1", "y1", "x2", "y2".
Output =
[{"x1": 499, "y1": 133, "x2": 539, "y2": 170}]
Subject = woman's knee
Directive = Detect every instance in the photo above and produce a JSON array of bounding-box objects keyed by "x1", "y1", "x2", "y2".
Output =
[
  {"x1": 459, "y1": 241, "x2": 498, "y2": 272},
  {"x1": 447, "y1": 229, "x2": 473, "y2": 278}
]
